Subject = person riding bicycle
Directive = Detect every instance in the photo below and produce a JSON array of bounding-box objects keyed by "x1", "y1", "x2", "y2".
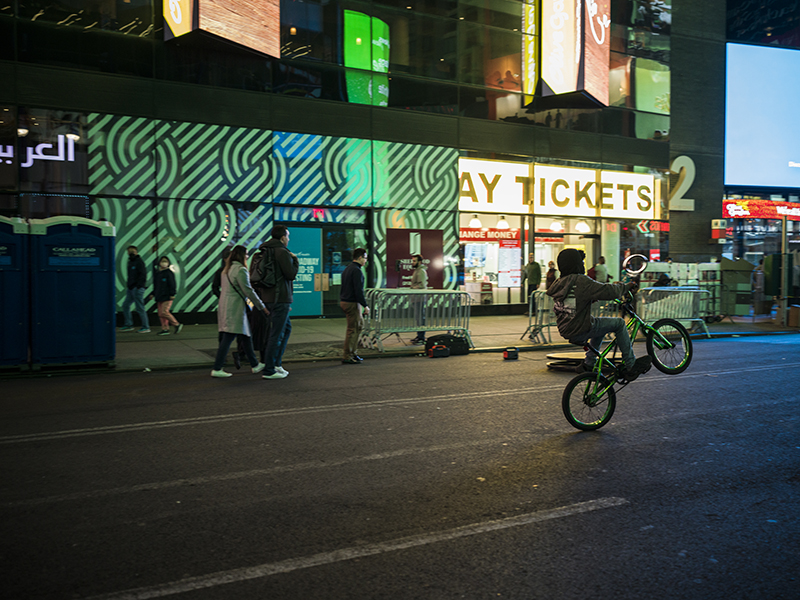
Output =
[{"x1": 547, "y1": 248, "x2": 652, "y2": 380}]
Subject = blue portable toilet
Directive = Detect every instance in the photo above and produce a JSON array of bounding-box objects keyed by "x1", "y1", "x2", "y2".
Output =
[
  {"x1": 29, "y1": 217, "x2": 116, "y2": 367},
  {"x1": 0, "y1": 216, "x2": 29, "y2": 369}
]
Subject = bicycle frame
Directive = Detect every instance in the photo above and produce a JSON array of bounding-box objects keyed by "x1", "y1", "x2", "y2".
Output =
[{"x1": 583, "y1": 298, "x2": 677, "y2": 392}]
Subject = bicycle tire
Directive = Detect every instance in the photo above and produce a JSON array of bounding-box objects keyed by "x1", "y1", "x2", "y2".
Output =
[
  {"x1": 562, "y1": 373, "x2": 617, "y2": 431},
  {"x1": 646, "y1": 318, "x2": 693, "y2": 374}
]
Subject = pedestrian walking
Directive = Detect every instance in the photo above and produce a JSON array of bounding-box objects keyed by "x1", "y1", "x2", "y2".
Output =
[
  {"x1": 120, "y1": 245, "x2": 150, "y2": 333},
  {"x1": 211, "y1": 245, "x2": 268, "y2": 378},
  {"x1": 147, "y1": 256, "x2": 183, "y2": 336},
  {"x1": 254, "y1": 225, "x2": 299, "y2": 380},
  {"x1": 340, "y1": 248, "x2": 370, "y2": 364},
  {"x1": 408, "y1": 254, "x2": 428, "y2": 345}
]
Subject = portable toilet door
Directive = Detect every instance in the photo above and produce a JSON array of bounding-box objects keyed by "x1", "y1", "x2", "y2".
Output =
[
  {"x1": 29, "y1": 217, "x2": 116, "y2": 367},
  {"x1": 0, "y1": 216, "x2": 30, "y2": 369}
]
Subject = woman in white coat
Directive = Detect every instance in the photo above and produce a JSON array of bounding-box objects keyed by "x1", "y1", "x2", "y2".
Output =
[{"x1": 211, "y1": 245, "x2": 270, "y2": 378}]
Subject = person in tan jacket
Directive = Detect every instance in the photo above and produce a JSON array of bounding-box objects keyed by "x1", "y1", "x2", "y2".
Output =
[{"x1": 409, "y1": 254, "x2": 428, "y2": 345}]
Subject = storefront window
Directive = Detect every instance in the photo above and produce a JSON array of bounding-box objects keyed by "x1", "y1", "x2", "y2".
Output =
[{"x1": 458, "y1": 22, "x2": 522, "y2": 88}]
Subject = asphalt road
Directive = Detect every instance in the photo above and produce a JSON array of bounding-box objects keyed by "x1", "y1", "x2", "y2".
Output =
[{"x1": 1, "y1": 335, "x2": 799, "y2": 599}]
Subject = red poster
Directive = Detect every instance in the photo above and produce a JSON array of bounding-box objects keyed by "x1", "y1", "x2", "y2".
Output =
[{"x1": 386, "y1": 229, "x2": 444, "y2": 288}]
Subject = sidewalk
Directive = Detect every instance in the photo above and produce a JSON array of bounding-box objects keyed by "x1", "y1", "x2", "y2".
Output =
[{"x1": 111, "y1": 314, "x2": 798, "y2": 373}]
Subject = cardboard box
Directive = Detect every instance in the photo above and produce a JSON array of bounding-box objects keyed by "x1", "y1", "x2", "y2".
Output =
[{"x1": 789, "y1": 305, "x2": 800, "y2": 328}]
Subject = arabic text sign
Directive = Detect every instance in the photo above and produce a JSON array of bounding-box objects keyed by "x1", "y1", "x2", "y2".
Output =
[{"x1": 723, "y1": 199, "x2": 800, "y2": 221}]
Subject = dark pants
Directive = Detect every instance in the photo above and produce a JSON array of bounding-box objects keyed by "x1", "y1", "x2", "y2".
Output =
[
  {"x1": 214, "y1": 333, "x2": 257, "y2": 370},
  {"x1": 263, "y1": 302, "x2": 291, "y2": 374}
]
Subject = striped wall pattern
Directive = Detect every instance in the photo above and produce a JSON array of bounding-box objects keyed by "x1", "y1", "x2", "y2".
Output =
[
  {"x1": 373, "y1": 141, "x2": 459, "y2": 210},
  {"x1": 155, "y1": 122, "x2": 273, "y2": 202},
  {"x1": 88, "y1": 114, "x2": 156, "y2": 197},
  {"x1": 372, "y1": 208, "x2": 459, "y2": 290},
  {"x1": 91, "y1": 197, "x2": 158, "y2": 311},
  {"x1": 86, "y1": 112, "x2": 461, "y2": 313},
  {"x1": 272, "y1": 132, "x2": 372, "y2": 207}
]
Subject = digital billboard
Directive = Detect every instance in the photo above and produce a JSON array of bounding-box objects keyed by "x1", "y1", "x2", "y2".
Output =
[
  {"x1": 540, "y1": 0, "x2": 611, "y2": 106},
  {"x1": 725, "y1": 43, "x2": 800, "y2": 188},
  {"x1": 343, "y1": 11, "x2": 390, "y2": 107},
  {"x1": 164, "y1": 0, "x2": 280, "y2": 59}
]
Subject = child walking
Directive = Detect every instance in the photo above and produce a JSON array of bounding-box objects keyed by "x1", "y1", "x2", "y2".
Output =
[{"x1": 149, "y1": 257, "x2": 183, "y2": 336}]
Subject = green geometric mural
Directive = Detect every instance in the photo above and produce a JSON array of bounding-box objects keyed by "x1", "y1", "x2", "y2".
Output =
[
  {"x1": 272, "y1": 132, "x2": 372, "y2": 207},
  {"x1": 155, "y1": 122, "x2": 273, "y2": 202},
  {"x1": 91, "y1": 197, "x2": 158, "y2": 312},
  {"x1": 372, "y1": 208, "x2": 460, "y2": 290},
  {"x1": 88, "y1": 114, "x2": 157, "y2": 197},
  {"x1": 86, "y1": 111, "x2": 463, "y2": 313},
  {"x1": 373, "y1": 141, "x2": 459, "y2": 210}
]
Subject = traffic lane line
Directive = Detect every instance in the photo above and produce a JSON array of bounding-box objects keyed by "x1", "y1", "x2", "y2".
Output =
[
  {"x1": 4, "y1": 360, "x2": 799, "y2": 446},
  {"x1": 82, "y1": 497, "x2": 629, "y2": 600}
]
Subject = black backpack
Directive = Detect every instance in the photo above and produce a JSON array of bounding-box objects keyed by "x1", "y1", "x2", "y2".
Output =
[{"x1": 250, "y1": 247, "x2": 277, "y2": 288}]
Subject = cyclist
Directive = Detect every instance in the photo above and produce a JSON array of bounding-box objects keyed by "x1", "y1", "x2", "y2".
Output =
[{"x1": 547, "y1": 248, "x2": 652, "y2": 380}]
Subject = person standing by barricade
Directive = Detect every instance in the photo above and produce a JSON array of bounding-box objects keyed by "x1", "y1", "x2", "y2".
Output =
[
  {"x1": 258, "y1": 225, "x2": 299, "y2": 380},
  {"x1": 120, "y1": 245, "x2": 150, "y2": 333},
  {"x1": 148, "y1": 256, "x2": 183, "y2": 336},
  {"x1": 522, "y1": 252, "x2": 542, "y2": 299},
  {"x1": 211, "y1": 245, "x2": 267, "y2": 378},
  {"x1": 409, "y1": 254, "x2": 428, "y2": 345},
  {"x1": 340, "y1": 248, "x2": 369, "y2": 364}
]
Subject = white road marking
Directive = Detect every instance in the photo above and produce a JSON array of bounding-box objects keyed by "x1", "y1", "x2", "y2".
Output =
[
  {"x1": 3, "y1": 361, "x2": 799, "y2": 446},
  {"x1": 83, "y1": 497, "x2": 629, "y2": 600},
  {"x1": 3, "y1": 438, "x2": 526, "y2": 508}
]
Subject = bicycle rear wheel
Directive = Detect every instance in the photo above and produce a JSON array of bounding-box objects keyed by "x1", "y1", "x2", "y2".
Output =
[
  {"x1": 646, "y1": 318, "x2": 692, "y2": 374},
  {"x1": 562, "y1": 373, "x2": 616, "y2": 431}
]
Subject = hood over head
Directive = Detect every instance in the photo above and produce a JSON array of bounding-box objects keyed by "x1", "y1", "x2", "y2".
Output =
[{"x1": 557, "y1": 248, "x2": 585, "y2": 276}]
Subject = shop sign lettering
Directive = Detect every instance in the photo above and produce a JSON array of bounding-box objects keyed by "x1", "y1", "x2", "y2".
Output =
[{"x1": 458, "y1": 158, "x2": 657, "y2": 220}]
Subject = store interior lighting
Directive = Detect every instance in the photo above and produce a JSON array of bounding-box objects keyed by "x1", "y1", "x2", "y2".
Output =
[
  {"x1": 576, "y1": 221, "x2": 591, "y2": 233},
  {"x1": 66, "y1": 124, "x2": 80, "y2": 141},
  {"x1": 497, "y1": 215, "x2": 510, "y2": 229},
  {"x1": 550, "y1": 220, "x2": 563, "y2": 232},
  {"x1": 469, "y1": 214, "x2": 482, "y2": 228}
]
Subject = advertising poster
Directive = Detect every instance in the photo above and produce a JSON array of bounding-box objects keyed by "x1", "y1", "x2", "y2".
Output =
[
  {"x1": 344, "y1": 11, "x2": 390, "y2": 106},
  {"x1": 498, "y1": 237, "x2": 521, "y2": 288},
  {"x1": 386, "y1": 229, "x2": 444, "y2": 288},
  {"x1": 164, "y1": 0, "x2": 280, "y2": 58},
  {"x1": 290, "y1": 227, "x2": 322, "y2": 316}
]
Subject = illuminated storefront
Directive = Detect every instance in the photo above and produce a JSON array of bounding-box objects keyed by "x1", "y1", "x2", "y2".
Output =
[{"x1": 458, "y1": 157, "x2": 668, "y2": 304}]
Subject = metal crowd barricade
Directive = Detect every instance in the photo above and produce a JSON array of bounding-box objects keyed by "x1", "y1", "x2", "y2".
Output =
[
  {"x1": 637, "y1": 286, "x2": 711, "y2": 337},
  {"x1": 520, "y1": 290, "x2": 555, "y2": 344},
  {"x1": 360, "y1": 289, "x2": 473, "y2": 352}
]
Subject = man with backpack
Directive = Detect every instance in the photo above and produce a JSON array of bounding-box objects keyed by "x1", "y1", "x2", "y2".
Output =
[{"x1": 251, "y1": 225, "x2": 299, "y2": 380}]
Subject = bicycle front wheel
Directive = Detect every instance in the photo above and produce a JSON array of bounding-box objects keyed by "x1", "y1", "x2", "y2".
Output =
[
  {"x1": 562, "y1": 373, "x2": 617, "y2": 431},
  {"x1": 646, "y1": 318, "x2": 692, "y2": 374}
]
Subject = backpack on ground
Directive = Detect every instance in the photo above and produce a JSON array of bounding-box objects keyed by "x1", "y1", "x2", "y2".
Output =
[
  {"x1": 250, "y1": 247, "x2": 277, "y2": 288},
  {"x1": 424, "y1": 334, "x2": 470, "y2": 356}
]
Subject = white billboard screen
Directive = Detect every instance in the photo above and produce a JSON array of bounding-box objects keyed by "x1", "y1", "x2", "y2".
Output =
[{"x1": 725, "y1": 43, "x2": 800, "y2": 188}]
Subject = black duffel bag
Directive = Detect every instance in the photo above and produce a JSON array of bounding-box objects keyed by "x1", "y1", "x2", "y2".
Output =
[{"x1": 424, "y1": 334, "x2": 470, "y2": 355}]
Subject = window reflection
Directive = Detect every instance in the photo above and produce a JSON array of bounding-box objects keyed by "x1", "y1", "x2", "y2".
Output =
[
  {"x1": 459, "y1": 23, "x2": 521, "y2": 88},
  {"x1": 17, "y1": 0, "x2": 154, "y2": 36}
]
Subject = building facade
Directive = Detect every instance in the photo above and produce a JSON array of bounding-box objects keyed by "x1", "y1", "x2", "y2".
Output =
[{"x1": 0, "y1": 0, "x2": 738, "y2": 318}]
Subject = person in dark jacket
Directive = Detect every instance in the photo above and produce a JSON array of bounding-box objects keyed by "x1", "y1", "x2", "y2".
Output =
[
  {"x1": 147, "y1": 256, "x2": 183, "y2": 336},
  {"x1": 546, "y1": 248, "x2": 651, "y2": 380},
  {"x1": 339, "y1": 248, "x2": 370, "y2": 364},
  {"x1": 120, "y1": 245, "x2": 150, "y2": 333},
  {"x1": 257, "y1": 225, "x2": 300, "y2": 380}
]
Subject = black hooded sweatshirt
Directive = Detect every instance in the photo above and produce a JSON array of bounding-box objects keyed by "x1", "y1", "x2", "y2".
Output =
[{"x1": 546, "y1": 249, "x2": 629, "y2": 340}]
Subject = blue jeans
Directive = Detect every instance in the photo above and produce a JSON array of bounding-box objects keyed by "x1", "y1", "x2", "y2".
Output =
[
  {"x1": 214, "y1": 333, "x2": 258, "y2": 371},
  {"x1": 573, "y1": 317, "x2": 634, "y2": 369},
  {"x1": 123, "y1": 287, "x2": 148, "y2": 328},
  {"x1": 264, "y1": 303, "x2": 291, "y2": 374}
]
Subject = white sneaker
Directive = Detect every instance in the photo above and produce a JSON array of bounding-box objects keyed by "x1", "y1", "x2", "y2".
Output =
[
  {"x1": 262, "y1": 370, "x2": 288, "y2": 380},
  {"x1": 252, "y1": 362, "x2": 266, "y2": 374},
  {"x1": 275, "y1": 366, "x2": 289, "y2": 376},
  {"x1": 211, "y1": 369, "x2": 232, "y2": 378}
]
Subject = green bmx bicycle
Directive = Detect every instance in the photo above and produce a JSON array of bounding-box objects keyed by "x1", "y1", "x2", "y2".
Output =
[{"x1": 562, "y1": 255, "x2": 693, "y2": 431}]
